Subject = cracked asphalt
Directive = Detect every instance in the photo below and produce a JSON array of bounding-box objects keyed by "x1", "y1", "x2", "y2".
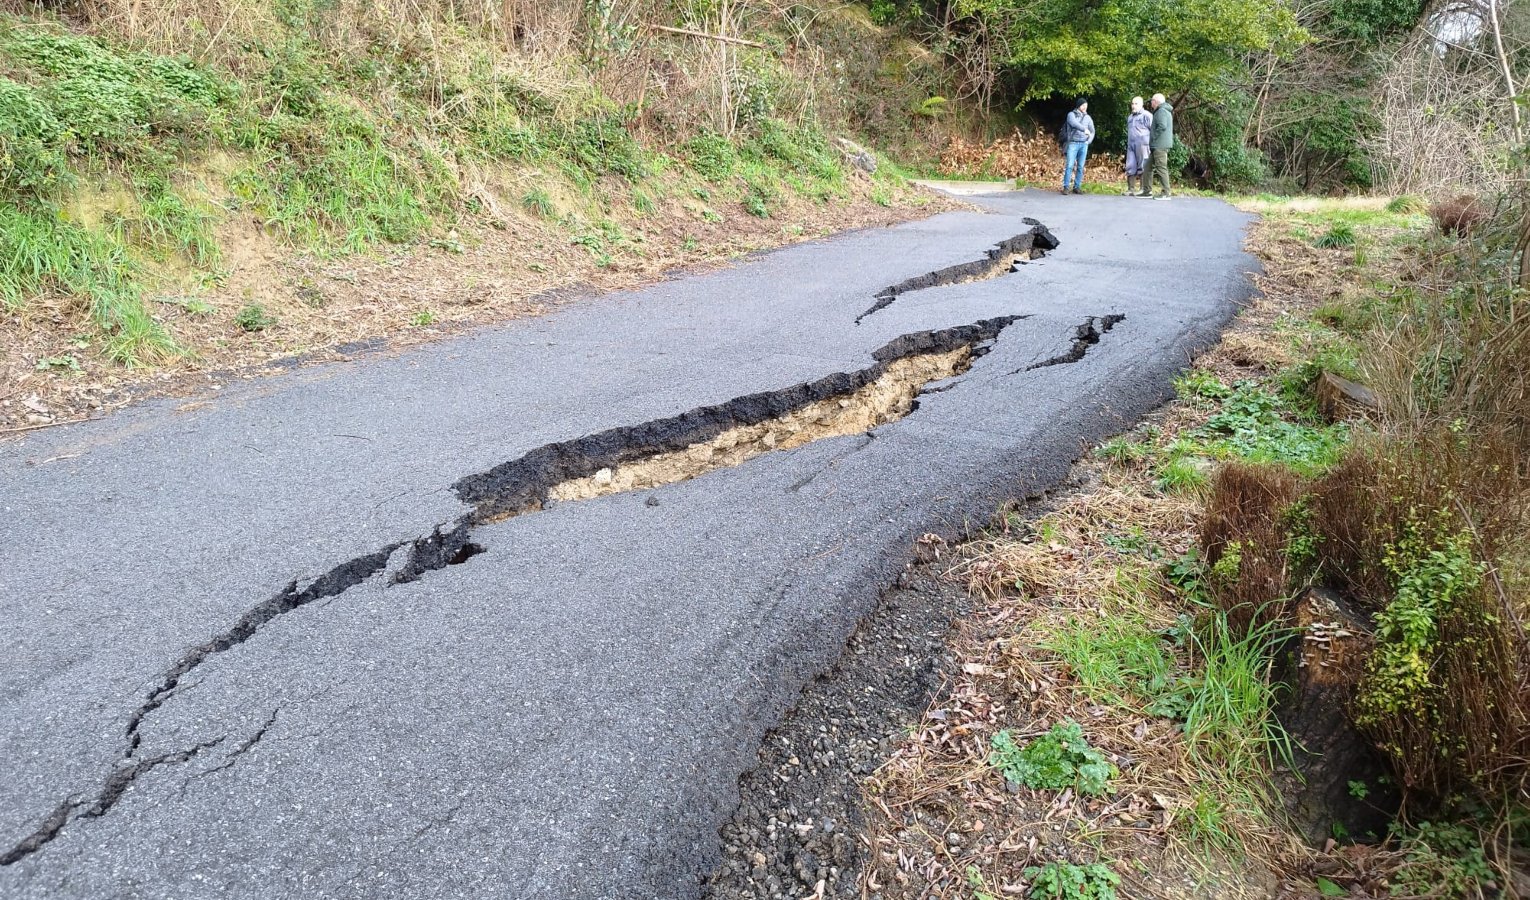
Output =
[{"x1": 0, "y1": 190, "x2": 1256, "y2": 899}]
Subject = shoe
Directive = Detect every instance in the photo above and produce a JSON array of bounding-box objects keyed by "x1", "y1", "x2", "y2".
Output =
[
  {"x1": 1136, "y1": 192, "x2": 1152, "y2": 198},
  {"x1": 1154, "y1": 193, "x2": 1171, "y2": 200},
  {"x1": 1070, "y1": 188, "x2": 1083, "y2": 195},
  {"x1": 1060, "y1": 188, "x2": 1068, "y2": 195}
]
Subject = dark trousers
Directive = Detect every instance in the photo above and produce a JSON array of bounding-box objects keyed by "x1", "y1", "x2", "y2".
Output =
[{"x1": 1151, "y1": 148, "x2": 1171, "y2": 195}]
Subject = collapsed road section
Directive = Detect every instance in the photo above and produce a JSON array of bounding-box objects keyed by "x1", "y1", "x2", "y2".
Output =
[
  {"x1": 0, "y1": 316, "x2": 1022, "y2": 867},
  {"x1": 854, "y1": 219, "x2": 1059, "y2": 324}
]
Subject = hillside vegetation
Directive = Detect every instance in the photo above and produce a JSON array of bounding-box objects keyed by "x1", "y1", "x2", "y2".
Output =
[{"x1": 0, "y1": 0, "x2": 965, "y2": 424}]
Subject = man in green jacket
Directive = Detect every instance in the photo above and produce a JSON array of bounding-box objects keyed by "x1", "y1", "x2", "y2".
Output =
[{"x1": 1148, "y1": 93, "x2": 1174, "y2": 200}]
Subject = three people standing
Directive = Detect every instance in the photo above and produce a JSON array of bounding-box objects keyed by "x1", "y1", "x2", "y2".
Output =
[
  {"x1": 1058, "y1": 92, "x2": 1175, "y2": 199},
  {"x1": 1060, "y1": 98, "x2": 1095, "y2": 195}
]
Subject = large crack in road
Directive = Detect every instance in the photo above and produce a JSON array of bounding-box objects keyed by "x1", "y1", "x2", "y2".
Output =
[
  {"x1": 2, "y1": 317, "x2": 1025, "y2": 867},
  {"x1": 0, "y1": 194, "x2": 1257, "y2": 898},
  {"x1": 853, "y1": 220, "x2": 1059, "y2": 324}
]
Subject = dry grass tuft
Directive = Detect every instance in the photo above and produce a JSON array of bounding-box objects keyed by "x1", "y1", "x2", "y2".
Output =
[
  {"x1": 1428, "y1": 195, "x2": 1490, "y2": 237},
  {"x1": 1199, "y1": 463, "x2": 1303, "y2": 631}
]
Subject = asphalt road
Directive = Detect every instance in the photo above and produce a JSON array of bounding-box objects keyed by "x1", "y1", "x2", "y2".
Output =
[{"x1": 0, "y1": 190, "x2": 1256, "y2": 899}]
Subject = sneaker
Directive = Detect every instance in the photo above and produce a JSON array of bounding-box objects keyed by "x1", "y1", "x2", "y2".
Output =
[
  {"x1": 1070, "y1": 188, "x2": 1083, "y2": 195},
  {"x1": 1154, "y1": 193, "x2": 1171, "y2": 200},
  {"x1": 1060, "y1": 188, "x2": 1068, "y2": 195},
  {"x1": 1136, "y1": 192, "x2": 1152, "y2": 198}
]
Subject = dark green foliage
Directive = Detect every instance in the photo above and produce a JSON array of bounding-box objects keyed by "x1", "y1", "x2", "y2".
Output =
[
  {"x1": 551, "y1": 111, "x2": 650, "y2": 180},
  {"x1": 233, "y1": 303, "x2": 276, "y2": 331},
  {"x1": 1200, "y1": 96, "x2": 1268, "y2": 190},
  {"x1": 1321, "y1": 0, "x2": 1426, "y2": 42},
  {"x1": 686, "y1": 131, "x2": 739, "y2": 181},
  {"x1": 1023, "y1": 861, "x2": 1121, "y2": 900},
  {"x1": 1265, "y1": 78, "x2": 1377, "y2": 191}
]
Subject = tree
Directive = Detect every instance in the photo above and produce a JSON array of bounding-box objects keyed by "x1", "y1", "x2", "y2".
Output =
[{"x1": 945, "y1": 0, "x2": 1304, "y2": 101}]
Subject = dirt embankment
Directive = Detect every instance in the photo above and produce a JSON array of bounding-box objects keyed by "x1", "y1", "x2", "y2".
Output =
[{"x1": 3, "y1": 183, "x2": 957, "y2": 437}]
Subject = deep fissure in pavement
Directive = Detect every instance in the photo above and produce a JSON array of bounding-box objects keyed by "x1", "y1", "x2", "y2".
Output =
[
  {"x1": 1018, "y1": 314, "x2": 1126, "y2": 372},
  {"x1": 1, "y1": 316, "x2": 1021, "y2": 866},
  {"x1": 853, "y1": 219, "x2": 1058, "y2": 325}
]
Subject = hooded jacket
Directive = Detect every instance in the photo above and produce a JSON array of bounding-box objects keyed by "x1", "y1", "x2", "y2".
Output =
[{"x1": 1150, "y1": 101, "x2": 1174, "y2": 150}]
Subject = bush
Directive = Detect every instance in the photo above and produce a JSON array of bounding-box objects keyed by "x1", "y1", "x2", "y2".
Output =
[
  {"x1": 1429, "y1": 195, "x2": 1489, "y2": 236},
  {"x1": 685, "y1": 131, "x2": 738, "y2": 181}
]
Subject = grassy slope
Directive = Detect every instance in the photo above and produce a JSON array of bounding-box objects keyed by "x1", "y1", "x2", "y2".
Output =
[{"x1": 0, "y1": 2, "x2": 954, "y2": 427}]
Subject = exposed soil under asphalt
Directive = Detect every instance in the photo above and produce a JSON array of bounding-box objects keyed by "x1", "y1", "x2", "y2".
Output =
[{"x1": 702, "y1": 474, "x2": 1087, "y2": 900}]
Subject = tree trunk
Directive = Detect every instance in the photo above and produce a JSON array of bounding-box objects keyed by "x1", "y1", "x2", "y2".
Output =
[{"x1": 1274, "y1": 587, "x2": 1400, "y2": 845}]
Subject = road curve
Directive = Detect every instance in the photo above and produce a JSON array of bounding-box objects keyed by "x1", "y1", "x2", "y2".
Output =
[{"x1": 0, "y1": 190, "x2": 1256, "y2": 899}]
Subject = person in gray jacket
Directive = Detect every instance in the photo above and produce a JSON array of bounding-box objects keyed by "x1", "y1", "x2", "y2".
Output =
[
  {"x1": 1149, "y1": 93, "x2": 1174, "y2": 199},
  {"x1": 1060, "y1": 98, "x2": 1094, "y2": 195},
  {"x1": 1124, "y1": 96, "x2": 1152, "y2": 197}
]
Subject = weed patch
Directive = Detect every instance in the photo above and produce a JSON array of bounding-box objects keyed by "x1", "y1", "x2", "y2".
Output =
[
  {"x1": 989, "y1": 721, "x2": 1116, "y2": 797},
  {"x1": 1022, "y1": 861, "x2": 1120, "y2": 900}
]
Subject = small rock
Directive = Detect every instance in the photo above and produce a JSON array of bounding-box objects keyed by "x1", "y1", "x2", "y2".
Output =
[{"x1": 593, "y1": 467, "x2": 614, "y2": 485}]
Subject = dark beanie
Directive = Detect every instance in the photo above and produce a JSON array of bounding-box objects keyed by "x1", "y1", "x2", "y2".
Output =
[{"x1": 1075, "y1": 97, "x2": 1088, "y2": 109}]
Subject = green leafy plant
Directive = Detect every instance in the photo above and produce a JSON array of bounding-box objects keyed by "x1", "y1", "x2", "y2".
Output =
[
  {"x1": 233, "y1": 303, "x2": 275, "y2": 332},
  {"x1": 1175, "y1": 368, "x2": 1232, "y2": 401},
  {"x1": 35, "y1": 354, "x2": 81, "y2": 372},
  {"x1": 1354, "y1": 521, "x2": 1484, "y2": 730},
  {"x1": 966, "y1": 865, "x2": 999, "y2": 900},
  {"x1": 410, "y1": 309, "x2": 436, "y2": 326},
  {"x1": 1392, "y1": 822, "x2": 1495, "y2": 898},
  {"x1": 1023, "y1": 861, "x2": 1120, "y2": 900},
  {"x1": 685, "y1": 131, "x2": 738, "y2": 181},
  {"x1": 990, "y1": 720, "x2": 1116, "y2": 796},
  {"x1": 1195, "y1": 380, "x2": 1349, "y2": 475}
]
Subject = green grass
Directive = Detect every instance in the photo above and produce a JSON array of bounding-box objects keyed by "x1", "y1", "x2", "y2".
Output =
[
  {"x1": 0, "y1": 205, "x2": 172, "y2": 362},
  {"x1": 1385, "y1": 194, "x2": 1427, "y2": 215},
  {"x1": 1095, "y1": 434, "x2": 1149, "y2": 465},
  {"x1": 1043, "y1": 614, "x2": 1174, "y2": 706},
  {"x1": 1314, "y1": 223, "x2": 1358, "y2": 249},
  {"x1": 1177, "y1": 610, "x2": 1294, "y2": 782},
  {"x1": 1155, "y1": 454, "x2": 1212, "y2": 494},
  {"x1": 521, "y1": 189, "x2": 556, "y2": 218},
  {"x1": 0, "y1": 12, "x2": 868, "y2": 365}
]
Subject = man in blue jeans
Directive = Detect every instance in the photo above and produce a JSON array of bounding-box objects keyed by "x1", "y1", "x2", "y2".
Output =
[{"x1": 1061, "y1": 98, "x2": 1095, "y2": 195}]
